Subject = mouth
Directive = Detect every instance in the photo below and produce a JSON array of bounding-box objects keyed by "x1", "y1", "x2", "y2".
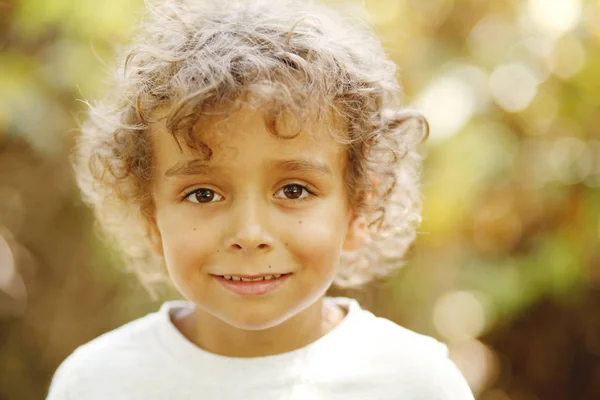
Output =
[
  {"x1": 216, "y1": 273, "x2": 292, "y2": 282},
  {"x1": 212, "y1": 273, "x2": 293, "y2": 295}
]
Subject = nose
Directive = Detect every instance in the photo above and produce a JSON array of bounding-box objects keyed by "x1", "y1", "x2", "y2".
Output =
[
  {"x1": 225, "y1": 224, "x2": 274, "y2": 252},
  {"x1": 224, "y1": 198, "x2": 275, "y2": 253}
]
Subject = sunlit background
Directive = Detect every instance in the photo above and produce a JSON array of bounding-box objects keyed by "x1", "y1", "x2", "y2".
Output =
[{"x1": 1, "y1": 0, "x2": 599, "y2": 399}]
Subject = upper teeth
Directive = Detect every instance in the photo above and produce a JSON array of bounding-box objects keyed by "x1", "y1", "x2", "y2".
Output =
[{"x1": 223, "y1": 274, "x2": 282, "y2": 281}]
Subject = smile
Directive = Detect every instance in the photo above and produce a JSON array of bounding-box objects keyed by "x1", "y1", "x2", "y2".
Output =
[
  {"x1": 213, "y1": 273, "x2": 292, "y2": 295},
  {"x1": 222, "y1": 274, "x2": 285, "y2": 281}
]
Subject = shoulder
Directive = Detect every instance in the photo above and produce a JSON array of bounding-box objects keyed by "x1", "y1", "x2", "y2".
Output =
[
  {"x1": 332, "y1": 297, "x2": 449, "y2": 358},
  {"x1": 324, "y1": 298, "x2": 474, "y2": 399},
  {"x1": 357, "y1": 308, "x2": 449, "y2": 357},
  {"x1": 46, "y1": 302, "x2": 182, "y2": 399}
]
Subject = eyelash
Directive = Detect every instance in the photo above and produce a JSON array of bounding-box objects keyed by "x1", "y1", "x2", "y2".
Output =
[{"x1": 182, "y1": 183, "x2": 316, "y2": 204}]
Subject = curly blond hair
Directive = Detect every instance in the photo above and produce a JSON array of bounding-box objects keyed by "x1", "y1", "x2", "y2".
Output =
[{"x1": 75, "y1": 0, "x2": 428, "y2": 293}]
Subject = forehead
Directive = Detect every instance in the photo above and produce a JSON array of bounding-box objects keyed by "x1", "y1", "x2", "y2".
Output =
[{"x1": 150, "y1": 103, "x2": 348, "y2": 174}]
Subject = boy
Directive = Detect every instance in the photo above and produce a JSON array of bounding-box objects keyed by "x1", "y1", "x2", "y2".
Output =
[{"x1": 48, "y1": 0, "x2": 474, "y2": 398}]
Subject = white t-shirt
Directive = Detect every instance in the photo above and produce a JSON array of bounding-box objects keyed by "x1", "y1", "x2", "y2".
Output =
[{"x1": 47, "y1": 297, "x2": 473, "y2": 400}]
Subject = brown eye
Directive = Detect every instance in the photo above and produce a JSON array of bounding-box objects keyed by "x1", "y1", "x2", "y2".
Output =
[
  {"x1": 276, "y1": 184, "x2": 310, "y2": 200},
  {"x1": 185, "y1": 188, "x2": 223, "y2": 204},
  {"x1": 195, "y1": 189, "x2": 214, "y2": 202}
]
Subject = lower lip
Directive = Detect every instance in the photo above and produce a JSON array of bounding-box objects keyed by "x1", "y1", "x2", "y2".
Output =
[{"x1": 214, "y1": 274, "x2": 292, "y2": 296}]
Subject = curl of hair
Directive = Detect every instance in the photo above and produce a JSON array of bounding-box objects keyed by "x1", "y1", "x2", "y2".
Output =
[{"x1": 74, "y1": 0, "x2": 429, "y2": 293}]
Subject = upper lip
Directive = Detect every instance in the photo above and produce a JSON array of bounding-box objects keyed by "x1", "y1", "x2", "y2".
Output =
[{"x1": 212, "y1": 273, "x2": 291, "y2": 279}]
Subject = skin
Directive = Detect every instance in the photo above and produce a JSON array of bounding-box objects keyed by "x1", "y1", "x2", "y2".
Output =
[{"x1": 149, "y1": 103, "x2": 366, "y2": 357}]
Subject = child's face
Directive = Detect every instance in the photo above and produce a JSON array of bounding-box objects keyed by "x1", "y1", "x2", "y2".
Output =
[{"x1": 150, "y1": 104, "x2": 361, "y2": 330}]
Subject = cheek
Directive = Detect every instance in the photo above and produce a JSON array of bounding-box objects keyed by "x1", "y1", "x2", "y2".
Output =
[
  {"x1": 287, "y1": 212, "x2": 348, "y2": 270},
  {"x1": 157, "y1": 207, "x2": 219, "y2": 275}
]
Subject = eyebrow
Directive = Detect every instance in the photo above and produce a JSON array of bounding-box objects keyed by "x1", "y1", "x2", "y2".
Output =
[
  {"x1": 165, "y1": 158, "x2": 332, "y2": 178},
  {"x1": 269, "y1": 159, "x2": 332, "y2": 176},
  {"x1": 165, "y1": 160, "x2": 221, "y2": 177}
]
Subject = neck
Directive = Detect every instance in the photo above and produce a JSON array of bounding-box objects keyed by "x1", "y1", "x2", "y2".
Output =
[{"x1": 174, "y1": 298, "x2": 345, "y2": 357}]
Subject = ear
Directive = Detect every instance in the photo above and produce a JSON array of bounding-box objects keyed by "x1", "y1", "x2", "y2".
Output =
[
  {"x1": 342, "y1": 215, "x2": 369, "y2": 252},
  {"x1": 145, "y1": 216, "x2": 164, "y2": 257}
]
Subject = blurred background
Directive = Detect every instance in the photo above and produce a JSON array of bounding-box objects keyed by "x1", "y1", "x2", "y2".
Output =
[{"x1": 1, "y1": 0, "x2": 599, "y2": 398}]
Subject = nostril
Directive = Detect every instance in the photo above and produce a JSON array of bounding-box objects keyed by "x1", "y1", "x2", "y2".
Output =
[{"x1": 228, "y1": 242, "x2": 271, "y2": 251}]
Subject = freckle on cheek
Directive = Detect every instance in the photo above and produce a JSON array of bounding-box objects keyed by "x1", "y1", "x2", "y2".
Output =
[{"x1": 299, "y1": 220, "x2": 302, "y2": 224}]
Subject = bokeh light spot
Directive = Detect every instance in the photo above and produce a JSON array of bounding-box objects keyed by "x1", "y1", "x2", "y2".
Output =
[
  {"x1": 433, "y1": 291, "x2": 487, "y2": 342},
  {"x1": 0, "y1": 234, "x2": 16, "y2": 292},
  {"x1": 365, "y1": 0, "x2": 402, "y2": 26},
  {"x1": 528, "y1": 0, "x2": 582, "y2": 37},
  {"x1": 584, "y1": 140, "x2": 600, "y2": 187},
  {"x1": 549, "y1": 137, "x2": 593, "y2": 185},
  {"x1": 489, "y1": 62, "x2": 538, "y2": 112},
  {"x1": 449, "y1": 340, "x2": 500, "y2": 396},
  {"x1": 416, "y1": 74, "x2": 476, "y2": 142},
  {"x1": 550, "y1": 35, "x2": 586, "y2": 79}
]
